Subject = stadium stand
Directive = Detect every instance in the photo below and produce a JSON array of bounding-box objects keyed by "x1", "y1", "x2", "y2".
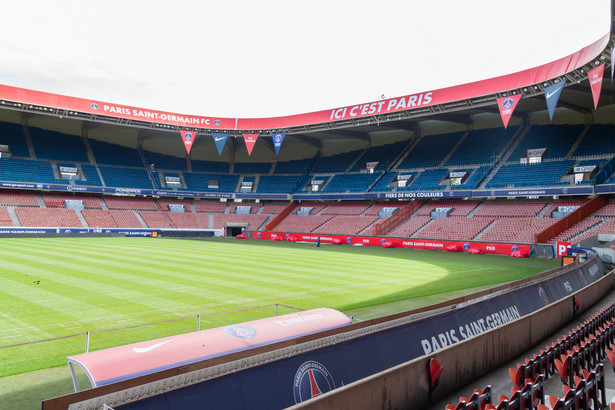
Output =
[
  {"x1": 98, "y1": 166, "x2": 153, "y2": 189},
  {"x1": 157, "y1": 199, "x2": 192, "y2": 212},
  {"x1": 183, "y1": 173, "x2": 239, "y2": 192},
  {"x1": 320, "y1": 172, "x2": 382, "y2": 193},
  {"x1": 0, "y1": 206, "x2": 13, "y2": 226},
  {"x1": 40, "y1": 193, "x2": 102, "y2": 208},
  {"x1": 273, "y1": 157, "x2": 313, "y2": 174},
  {"x1": 386, "y1": 215, "x2": 432, "y2": 237},
  {"x1": 142, "y1": 150, "x2": 187, "y2": 171},
  {"x1": 0, "y1": 190, "x2": 39, "y2": 206},
  {"x1": 212, "y1": 213, "x2": 268, "y2": 231},
  {"x1": 478, "y1": 217, "x2": 556, "y2": 243},
  {"x1": 190, "y1": 160, "x2": 230, "y2": 173},
  {"x1": 165, "y1": 212, "x2": 208, "y2": 229},
  {"x1": 29, "y1": 128, "x2": 89, "y2": 163},
  {"x1": 311, "y1": 150, "x2": 363, "y2": 173},
  {"x1": 194, "y1": 201, "x2": 227, "y2": 213},
  {"x1": 103, "y1": 197, "x2": 157, "y2": 210},
  {"x1": 0, "y1": 121, "x2": 30, "y2": 158},
  {"x1": 399, "y1": 168, "x2": 448, "y2": 191},
  {"x1": 313, "y1": 215, "x2": 378, "y2": 235},
  {"x1": 369, "y1": 171, "x2": 397, "y2": 192},
  {"x1": 414, "y1": 216, "x2": 494, "y2": 241},
  {"x1": 106, "y1": 210, "x2": 144, "y2": 228},
  {"x1": 485, "y1": 160, "x2": 574, "y2": 189},
  {"x1": 81, "y1": 209, "x2": 119, "y2": 228},
  {"x1": 75, "y1": 164, "x2": 104, "y2": 186},
  {"x1": 260, "y1": 202, "x2": 291, "y2": 214},
  {"x1": 450, "y1": 165, "x2": 492, "y2": 190},
  {"x1": 233, "y1": 162, "x2": 272, "y2": 174},
  {"x1": 397, "y1": 132, "x2": 465, "y2": 169},
  {"x1": 445, "y1": 127, "x2": 517, "y2": 166},
  {"x1": 349, "y1": 141, "x2": 407, "y2": 172},
  {"x1": 88, "y1": 139, "x2": 142, "y2": 167},
  {"x1": 321, "y1": 202, "x2": 371, "y2": 215},
  {"x1": 255, "y1": 175, "x2": 301, "y2": 193},
  {"x1": 506, "y1": 124, "x2": 584, "y2": 162},
  {"x1": 139, "y1": 211, "x2": 173, "y2": 228},
  {"x1": 14, "y1": 207, "x2": 82, "y2": 227},
  {"x1": 571, "y1": 124, "x2": 615, "y2": 157},
  {"x1": 271, "y1": 214, "x2": 332, "y2": 233},
  {"x1": 363, "y1": 202, "x2": 401, "y2": 215},
  {"x1": 228, "y1": 203, "x2": 260, "y2": 214},
  {"x1": 416, "y1": 201, "x2": 481, "y2": 217},
  {"x1": 0, "y1": 158, "x2": 68, "y2": 184},
  {"x1": 472, "y1": 201, "x2": 548, "y2": 218}
]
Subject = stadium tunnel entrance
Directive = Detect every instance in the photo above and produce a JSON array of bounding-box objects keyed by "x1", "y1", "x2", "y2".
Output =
[{"x1": 225, "y1": 222, "x2": 248, "y2": 237}]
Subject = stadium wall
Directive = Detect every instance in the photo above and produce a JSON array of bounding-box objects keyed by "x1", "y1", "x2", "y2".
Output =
[{"x1": 291, "y1": 268, "x2": 615, "y2": 410}]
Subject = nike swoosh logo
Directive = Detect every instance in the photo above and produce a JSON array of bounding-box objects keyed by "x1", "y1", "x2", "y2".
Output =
[
  {"x1": 546, "y1": 90, "x2": 559, "y2": 99},
  {"x1": 132, "y1": 339, "x2": 174, "y2": 353},
  {"x1": 214, "y1": 137, "x2": 225, "y2": 141}
]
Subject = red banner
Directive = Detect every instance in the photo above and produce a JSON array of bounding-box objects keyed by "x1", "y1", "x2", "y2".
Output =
[
  {"x1": 588, "y1": 64, "x2": 604, "y2": 109},
  {"x1": 0, "y1": 34, "x2": 607, "y2": 131},
  {"x1": 243, "y1": 133, "x2": 259, "y2": 156},
  {"x1": 180, "y1": 130, "x2": 197, "y2": 154},
  {"x1": 252, "y1": 231, "x2": 530, "y2": 256},
  {"x1": 497, "y1": 94, "x2": 522, "y2": 129},
  {"x1": 556, "y1": 241, "x2": 571, "y2": 259}
]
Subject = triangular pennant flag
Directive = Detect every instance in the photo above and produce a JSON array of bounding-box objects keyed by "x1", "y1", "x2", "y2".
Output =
[
  {"x1": 272, "y1": 132, "x2": 286, "y2": 156},
  {"x1": 180, "y1": 130, "x2": 197, "y2": 154},
  {"x1": 496, "y1": 94, "x2": 522, "y2": 129},
  {"x1": 588, "y1": 64, "x2": 604, "y2": 109},
  {"x1": 212, "y1": 133, "x2": 228, "y2": 156},
  {"x1": 544, "y1": 81, "x2": 565, "y2": 121},
  {"x1": 243, "y1": 133, "x2": 259, "y2": 156}
]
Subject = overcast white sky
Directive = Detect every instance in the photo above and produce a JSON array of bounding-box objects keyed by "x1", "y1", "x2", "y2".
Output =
[{"x1": 0, "y1": 0, "x2": 610, "y2": 118}]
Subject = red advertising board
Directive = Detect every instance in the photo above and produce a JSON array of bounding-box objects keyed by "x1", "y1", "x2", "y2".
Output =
[
  {"x1": 252, "y1": 231, "x2": 530, "y2": 256},
  {"x1": 556, "y1": 241, "x2": 571, "y2": 259}
]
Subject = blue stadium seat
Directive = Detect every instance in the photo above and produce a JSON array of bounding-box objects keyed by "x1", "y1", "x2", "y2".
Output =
[
  {"x1": 0, "y1": 122, "x2": 30, "y2": 158},
  {"x1": 29, "y1": 127, "x2": 89, "y2": 163},
  {"x1": 398, "y1": 132, "x2": 465, "y2": 170}
]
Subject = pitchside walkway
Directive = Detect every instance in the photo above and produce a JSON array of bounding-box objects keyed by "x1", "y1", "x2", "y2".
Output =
[{"x1": 430, "y1": 288, "x2": 615, "y2": 409}]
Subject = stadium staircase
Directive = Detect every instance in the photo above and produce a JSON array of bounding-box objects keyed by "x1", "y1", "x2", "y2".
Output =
[
  {"x1": 75, "y1": 209, "x2": 88, "y2": 227},
  {"x1": 565, "y1": 123, "x2": 592, "y2": 158},
  {"x1": 438, "y1": 130, "x2": 470, "y2": 168},
  {"x1": 7, "y1": 207, "x2": 20, "y2": 226},
  {"x1": 535, "y1": 195, "x2": 609, "y2": 243},
  {"x1": 473, "y1": 220, "x2": 499, "y2": 240},
  {"x1": 22, "y1": 124, "x2": 36, "y2": 159},
  {"x1": 265, "y1": 202, "x2": 297, "y2": 231},
  {"x1": 478, "y1": 124, "x2": 530, "y2": 189},
  {"x1": 371, "y1": 200, "x2": 425, "y2": 236}
]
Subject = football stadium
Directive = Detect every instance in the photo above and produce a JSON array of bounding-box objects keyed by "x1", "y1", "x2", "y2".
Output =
[{"x1": 1, "y1": 2, "x2": 615, "y2": 409}]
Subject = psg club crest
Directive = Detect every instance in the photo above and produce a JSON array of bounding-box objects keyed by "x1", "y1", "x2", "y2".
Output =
[
  {"x1": 463, "y1": 243, "x2": 471, "y2": 251},
  {"x1": 214, "y1": 120, "x2": 221, "y2": 126},
  {"x1": 90, "y1": 103, "x2": 99, "y2": 110},
  {"x1": 501, "y1": 98, "x2": 514, "y2": 109},
  {"x1": 293, "y1": 361, "x2": 335, "y2": 403},
  {"x1": 222, "y1": 325, "x2": 257, "y2": 339},
  {"x1": 184, "y1": 132, "x2": 193, "y2": 141}
]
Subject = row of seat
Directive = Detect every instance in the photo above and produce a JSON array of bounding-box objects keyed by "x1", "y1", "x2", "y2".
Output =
[{"x1": 446, "y1": 302, "x2": 615, "y2": 409}]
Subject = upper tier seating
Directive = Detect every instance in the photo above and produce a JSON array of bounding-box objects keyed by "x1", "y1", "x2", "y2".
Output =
[
  {"x1": 445, "y1": 127, "x2": 516, "y2": 166},
  {"x1": 183, "y1": 173, "x2": 239, "y2": 192},
  {"x1": 321, "y1": 172, "x2": 381, "y2": 193},
  {"x1": 142, "y1": 151, "x2": 187, "y2": 171},
  {"x1": 256, "y1": 175, "x2": 301, "y2": 193},
  {"x1": 89, "y1": 140, "x2": 142, "y2": 167},
  {"x1": 313, "y1": 215, "x2": 378, "y2": 235},
  {"x1": 369, "y1": 171, "x2": 397, "y2": 192},
  {"x1": 485, "y1": 160, "x2": 574, "y2": 189},
  {"x1": 399, "y1": 168, "x2": 448, "y2": 191},
  {"x1": 572, "y1": 124, "x2": 615, "y2": 157},
  {"x1": 273, "y1": 158, "x2": 313, "y2": 174},
  {"x1": 397, "y1": 132, "x2": 464, "y2": 169},
  {"x1": 29, "y1": 128, "x2": 89, "y2": 163},
  {"x1": 234, "y1": 162, "x2": 272, "y2": 174},
  {"x1": 190, "y1": 160, "x2": 230, "y2": 173},
  {"x1": 507, "y1": 124, "x2": 583, "y2": 162},
  {"x1": 98, "y1": 166, "x2": 153, "y2": 189},
  {"x1": 349, "y1": 141, "x2": 407, "y2": 172},
  {"x1": 75, "y1": 164, "x2": 103, "y2": 187},
  {"x1": 450, "y1": 166, "x2": 491, "y2": 190},
  {"x1": 312, "y1": 150, "x2": 363, "y2": 173},
  {"x1": 0, "y1": 122, "x2": 30, "y2": 158},
  {"x1": 14, "y1": 207, "x2": 82, "y2": 227},
  {"x1": 0, "y1": 158, "x2": 68, "y2": 184}
]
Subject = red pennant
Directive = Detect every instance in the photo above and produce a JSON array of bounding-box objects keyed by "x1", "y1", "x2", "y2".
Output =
[
  {"x1": 243, "y1": 133, "x2": 259, "y2": 156},
  {"x1": 496, "y1": 94, "x2": 522, "y2": 129},
  {"x1": 588, "y1": 64, "x2": 604, "y2": 109},
  {"x1": 180, "y1": 130, "x2": 197, "y2": 154}
]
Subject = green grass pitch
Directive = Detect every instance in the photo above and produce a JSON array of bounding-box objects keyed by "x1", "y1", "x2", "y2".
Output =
[{"x1": 0, "y1": 237, "x2": 559, "y2": 407}]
